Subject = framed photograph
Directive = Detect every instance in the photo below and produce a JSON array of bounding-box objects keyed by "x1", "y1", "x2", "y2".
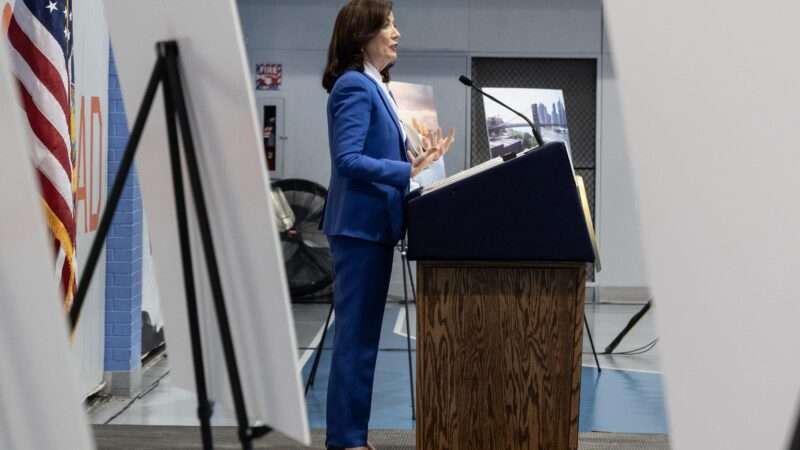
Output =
[{"x1": 482, "y1": 87, "x2": 572, "y2": 160}]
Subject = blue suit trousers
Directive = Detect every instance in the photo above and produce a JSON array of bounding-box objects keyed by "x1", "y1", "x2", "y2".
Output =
[{"x1": 325, "y1": 235, "x2": 394, "y2": 448}]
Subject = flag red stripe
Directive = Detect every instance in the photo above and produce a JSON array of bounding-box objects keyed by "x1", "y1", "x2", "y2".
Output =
[
  {"x1": 37, "y1": 169, "x2": 76, "y2": 245},
  {"x1": 7, "y1": 15, "x2": 69, "y2": 118},
  {"x1": 9, "y1": 5, "x2": 75, "y2": 307},
  {"x1": 17, "y1": 81, "x2": 71, "y2": 176}
]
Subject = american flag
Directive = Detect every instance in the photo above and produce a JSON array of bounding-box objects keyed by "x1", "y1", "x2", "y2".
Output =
[{"x1": 6, "y1": 0, "x2": 76, "y2": 310}]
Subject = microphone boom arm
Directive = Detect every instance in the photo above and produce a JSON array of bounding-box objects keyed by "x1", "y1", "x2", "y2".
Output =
[{"x1": 460, "y1": 76, "x2": 544, "y2": 149}]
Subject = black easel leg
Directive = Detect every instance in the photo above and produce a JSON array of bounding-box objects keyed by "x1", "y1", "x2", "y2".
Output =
[
  {"x1": 69, "y1": 56, "x2": 165, "y2": 331},
  {"x1": 584, "y1": 314, "x2": 601, "y2": 373},
  {"x1": 604, "y1": 300, "x2": 652, "y2": 355},
  {"x1": 399, "y1": 242, "x2": 416, "y2": 421},
  {"x1": 162, "y1": 42, "x2": 262, "y2": 450},
  {"x1": 306, "y1": 302, "x2": 334, "y2": 395},
  {"x1": 160, "y1": 46, "x2": 215, "y2": 450}
]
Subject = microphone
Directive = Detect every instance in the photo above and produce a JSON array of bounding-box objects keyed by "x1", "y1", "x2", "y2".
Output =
[{"x1": 458, "y1": 75, "x2": 543, "y2": 154}]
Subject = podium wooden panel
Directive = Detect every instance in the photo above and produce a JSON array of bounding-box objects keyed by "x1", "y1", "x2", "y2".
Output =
[{"x1": 416, "y1": 261, "x2": 587, "y2": 450}]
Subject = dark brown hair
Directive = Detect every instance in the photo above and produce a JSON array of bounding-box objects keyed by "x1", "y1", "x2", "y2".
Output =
[{"x1": 322, "y1": 0, "x2": 393, "y2": 93}]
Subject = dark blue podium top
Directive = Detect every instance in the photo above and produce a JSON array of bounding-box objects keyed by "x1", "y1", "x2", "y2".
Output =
[{"x1": 406, "y1": 142, "x2": 595, "y2": 263}]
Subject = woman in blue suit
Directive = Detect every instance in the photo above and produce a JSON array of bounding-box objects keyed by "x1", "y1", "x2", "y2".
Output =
[{"x1": 320, "y1": 1, "x2": 453, "y2": 449}]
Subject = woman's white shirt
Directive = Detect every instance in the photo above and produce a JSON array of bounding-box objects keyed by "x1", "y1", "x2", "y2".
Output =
[{"x1": 363, "y1": 62, "x2": 406, "y2": 143}]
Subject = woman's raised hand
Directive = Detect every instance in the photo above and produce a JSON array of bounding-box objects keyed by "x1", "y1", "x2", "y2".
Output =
[{"x1": 409, "y1": 118, "x2": 455, "y2": 178}]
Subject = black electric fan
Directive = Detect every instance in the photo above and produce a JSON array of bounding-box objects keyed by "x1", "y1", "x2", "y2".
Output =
[{"x1": 271, "y1": 178, "x2": 333, "y2": 298}]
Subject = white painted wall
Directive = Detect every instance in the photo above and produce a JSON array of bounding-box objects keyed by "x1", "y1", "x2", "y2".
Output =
[
  {"x1": 237, "y1": 0, "x2": 647, "y2": 292},
  {"x1": 467, "y1": 0, "x2": 602, "y2": 55}
]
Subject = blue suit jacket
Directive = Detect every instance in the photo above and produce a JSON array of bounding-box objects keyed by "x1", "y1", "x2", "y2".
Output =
[{"x1": 322, "y1": 70, "x2": 411, "y2": 244}]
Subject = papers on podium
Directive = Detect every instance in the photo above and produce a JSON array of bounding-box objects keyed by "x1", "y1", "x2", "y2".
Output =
[
  {"x1": 420, "y1": 145, "x2": 540, "y2": 196},
  {"x1": 421, "y1": 155, "x2": 505, "y2": 195}
]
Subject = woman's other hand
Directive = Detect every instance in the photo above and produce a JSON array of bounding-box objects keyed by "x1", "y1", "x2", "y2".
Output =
[
  {"x1": 408, "y1": 121, "x2": 455, "y2": 177},
  {"x1": 411, "y1": 117, "x2": 455, "y2": 157}
]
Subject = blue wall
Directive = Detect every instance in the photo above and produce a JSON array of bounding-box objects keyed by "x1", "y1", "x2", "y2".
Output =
[{"x1": 103, "y1": 46, "x2": 143, "y2": 372}]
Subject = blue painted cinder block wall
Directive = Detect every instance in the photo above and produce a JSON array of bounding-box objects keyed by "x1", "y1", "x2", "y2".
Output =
[{"x1": 104, "y1": 46, "x2": 143, "y2": 372}]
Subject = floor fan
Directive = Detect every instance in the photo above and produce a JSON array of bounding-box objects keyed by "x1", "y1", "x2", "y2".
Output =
[{"x1": 271, "y1": 178, "x2": 333, "y2": 299}]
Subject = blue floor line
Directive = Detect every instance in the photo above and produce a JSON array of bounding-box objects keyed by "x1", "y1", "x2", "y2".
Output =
[{"x1": 301, "y1": 306, "x2": 668, "y2": 434}]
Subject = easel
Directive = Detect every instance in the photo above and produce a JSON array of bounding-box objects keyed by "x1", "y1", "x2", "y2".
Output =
[
  {"x1": 68, "y1": 41, "x2": 269, "y2": 450},
  {"x1": 603, "y1": 300, "x2": 652, "y2": 354}
]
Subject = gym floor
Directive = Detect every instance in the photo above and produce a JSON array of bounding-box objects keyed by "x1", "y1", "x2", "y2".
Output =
[{"x1": 90, "y1": 300, "x2": 668, "y2": 436}]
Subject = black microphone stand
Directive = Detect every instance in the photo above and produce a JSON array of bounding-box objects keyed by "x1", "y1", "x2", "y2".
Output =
[{"x1": 459, "y1": 75, "x2": 544, "y2": 149}]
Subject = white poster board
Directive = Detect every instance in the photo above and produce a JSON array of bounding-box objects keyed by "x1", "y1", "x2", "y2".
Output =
[
  {"x1": 141, "y1": 212, "x2": 165, "y2": 355},
  {"x1": 0, "y1": 35, "x2": 95, "y2": 450},
  {"x1": 604, "y1": 1, "x2": 800, "y2": 449},
  {"x1": 71, "y1": 0, "x2": 110, "y2": 397},
  {"x1": 104, "y1": 0, "x2": 309, "y2": 444},
  {"x1": 388, "y1": 81, "x2": 446, "y2": 187}
]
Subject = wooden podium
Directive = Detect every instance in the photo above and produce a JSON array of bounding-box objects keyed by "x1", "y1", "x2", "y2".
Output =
[{"x1": 406, "y1": 143, "x2": 597, "y2": 450}]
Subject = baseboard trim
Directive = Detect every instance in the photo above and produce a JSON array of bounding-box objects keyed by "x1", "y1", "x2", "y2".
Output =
[
  {"x1": 595, "y1": 286, "x2": 652, "y2": 303},
  {"x1": 103, "y1": 367, "x2": 143, "y2": 398}
]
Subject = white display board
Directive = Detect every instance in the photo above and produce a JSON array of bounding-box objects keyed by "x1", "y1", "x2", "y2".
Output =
[
  {"x1": 388, "y1": 80, "x2": 446, "y2": 187},
  {"x1": 71, "y1": 0, "x2": 110, "y2": 397},
  {"x1": 0, "y1": 36, "x2": 95, "y2": 450},
  {"x1": 103, "y1": 0, "x2": 309, "y2": 444},
  {"x1": 604, "y1": 1, "x2": 800, "y2": 449},
  {"x1": 141, "y1": 212, "x2": 165, "y2": 355}
]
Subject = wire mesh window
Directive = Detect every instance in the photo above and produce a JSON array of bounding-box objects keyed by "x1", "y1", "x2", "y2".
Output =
[{"x1": 470, "y1": 57, "x2": 597, "y2": 221}]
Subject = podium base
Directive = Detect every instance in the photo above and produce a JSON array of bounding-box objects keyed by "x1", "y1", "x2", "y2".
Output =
[{"x1": 416, "y1": 261, "x2": 586, "y2": 450}]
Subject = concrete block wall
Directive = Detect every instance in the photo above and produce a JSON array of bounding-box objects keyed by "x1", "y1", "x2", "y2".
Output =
[{"x1": 103, "y1": 46, "x2": 143, "y2": 380}]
